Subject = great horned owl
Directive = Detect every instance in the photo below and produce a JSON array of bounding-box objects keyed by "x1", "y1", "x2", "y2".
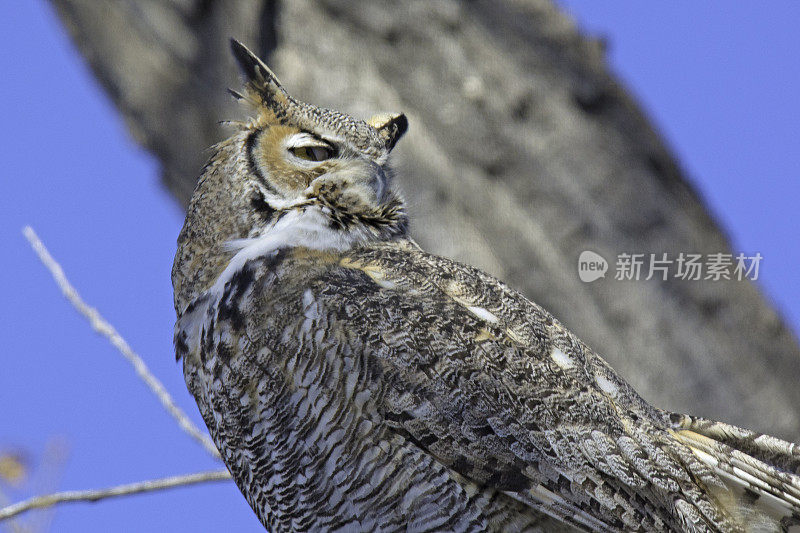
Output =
[{"x1": 172, "y1": 40, "x2": 800, "y2": 532}]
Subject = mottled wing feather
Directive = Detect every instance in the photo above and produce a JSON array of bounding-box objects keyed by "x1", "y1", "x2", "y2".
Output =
[
  {"x1": 675, "y1": 415, "x2": 800, "y2": 477},
  {"x1": 324, "y1": 243, "x2": 747, "y2": 531}
]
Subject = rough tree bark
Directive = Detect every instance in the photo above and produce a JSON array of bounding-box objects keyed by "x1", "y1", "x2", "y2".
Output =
[{"x1": 50, "y1": 0, "x2": 799, "y2": 449}]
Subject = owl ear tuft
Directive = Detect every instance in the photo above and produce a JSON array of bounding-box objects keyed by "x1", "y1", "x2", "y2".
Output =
[
  {"x1": 230, "y1": 39, "x2": 292, "y2": 118},
  {"x1": 369, "y1": 112, "x2": 408, "y2": 151},
  {"x1": 230, "y1": 39, "x2": 282, "y2": 90}
]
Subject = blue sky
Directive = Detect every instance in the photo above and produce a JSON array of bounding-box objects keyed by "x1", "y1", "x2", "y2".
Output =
[{"x1": 1, "y1": 2, "x2": 797, "y2": 531}]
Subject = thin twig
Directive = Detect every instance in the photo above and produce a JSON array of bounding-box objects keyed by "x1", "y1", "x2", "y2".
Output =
[
  {"x1": 22, "y1": 226, "x2": 220, "y2": 460},
  {"x1": 0, "y1": 470, "x2": 231, "y2": 522}
]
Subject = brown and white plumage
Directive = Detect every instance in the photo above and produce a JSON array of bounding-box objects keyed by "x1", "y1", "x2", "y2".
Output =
[{"x1": 172, "y1": 40, "x2": 800, "y2": 532}]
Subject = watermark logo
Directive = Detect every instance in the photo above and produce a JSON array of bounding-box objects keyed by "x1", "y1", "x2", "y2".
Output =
[
  {"x1": 578, "y1": 251, "x2": 608, "y2": 282},
  {"x1": 577, "y1": 251, "x2": 762, "y2": 282}
]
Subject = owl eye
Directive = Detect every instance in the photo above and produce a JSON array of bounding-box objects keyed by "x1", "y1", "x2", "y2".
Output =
[{"x1": 290, "y1": 146, "x2": 333, "y2": 162}]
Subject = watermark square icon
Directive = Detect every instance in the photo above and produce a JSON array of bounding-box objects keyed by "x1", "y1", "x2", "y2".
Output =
[{"x1": 578, "y1": 251, "x2": 608, "y2": 282}]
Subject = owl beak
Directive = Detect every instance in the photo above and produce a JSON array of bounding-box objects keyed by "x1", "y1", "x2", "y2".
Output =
[
  {"x1": 370, "y1": 165, "x2": 389, "y2": 204},
  {"x1": 305, "y1": 162, "x2": 390, "y2": 210}
]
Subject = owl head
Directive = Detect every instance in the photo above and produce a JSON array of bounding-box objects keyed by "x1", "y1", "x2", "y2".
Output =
[
  {"x1": 229, "y1": 40, "x2": 408, "y2": 214},
  {"x1": 172, "y1": 40, "x2": 409, "y2": 312}
]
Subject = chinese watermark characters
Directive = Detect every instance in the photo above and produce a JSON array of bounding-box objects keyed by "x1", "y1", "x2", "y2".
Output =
[{"x1": 578, "y1": 251, "x2": 762, "y2": 283}]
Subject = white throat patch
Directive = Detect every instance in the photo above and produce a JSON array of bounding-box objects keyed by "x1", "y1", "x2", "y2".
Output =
[{"x1": 217, "y1": 207, "x2": 365, "y2": 295}]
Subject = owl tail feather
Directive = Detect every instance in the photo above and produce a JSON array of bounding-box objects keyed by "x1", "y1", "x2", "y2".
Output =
[{"x1": 672, "y1": 415, "x2": 800, "y2": 531}]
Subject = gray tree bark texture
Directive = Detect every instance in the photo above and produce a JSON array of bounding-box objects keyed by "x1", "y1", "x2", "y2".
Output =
[{"x1": 50, "y1": 0, "x2": 799, "y2": 450}]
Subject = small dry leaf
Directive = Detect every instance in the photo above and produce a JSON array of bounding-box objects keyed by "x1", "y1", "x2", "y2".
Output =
[{"x1": 0, "y1": 453, "x2": 27, "y2": 485}]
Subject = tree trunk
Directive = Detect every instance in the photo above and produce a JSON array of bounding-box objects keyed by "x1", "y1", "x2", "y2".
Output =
[{"x1": 50, "y1": 0, "x2": 800, "y2": 444}]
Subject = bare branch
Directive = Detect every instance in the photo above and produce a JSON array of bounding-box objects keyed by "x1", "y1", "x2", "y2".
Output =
[
  {"x1": 0, "y1": 470, "x2": 231, "y2": 522},
  {"x1": 22, "y1": 226, "x2": 220, "y2": 460}
]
